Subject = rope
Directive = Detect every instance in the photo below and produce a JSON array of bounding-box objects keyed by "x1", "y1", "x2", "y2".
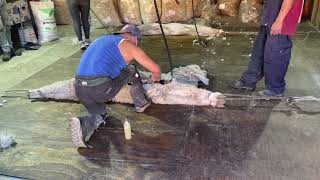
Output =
[
  {"x1": 0, "y1": 90, "x2": 28, "y2": 98},
  {"x1": 191, "y1": 0, "x2": 206, "y2": 47},
  {"x1": 224, "y1": 93, "x2": 320, "y2": 104},
  {"x1": 296, "y1": 31, "x2": 312, "y2": 46},
  {"x1": 90, "y1": 8, "x2": 109, "y2": 33},
  {"x1": 2, "y1": 89, "x2": 29, "y2": 92},
  {"x1": 153, "y1": 0, "x2": 174, "y2": 79}
]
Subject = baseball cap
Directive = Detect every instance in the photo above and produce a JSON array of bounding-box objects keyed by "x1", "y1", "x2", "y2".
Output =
[{"x1": 114, "y1": 24, "x2": 141, "y2": 44}]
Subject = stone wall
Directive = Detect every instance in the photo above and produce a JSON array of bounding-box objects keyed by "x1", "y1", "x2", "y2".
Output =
[
  {"x1": 118, "y1": 0, "x2": 143, "y2": 25},
  {"x1": 53, "y1": 0, "x2": 71, "y2": 25},
  {"x1": 53, "y1": 0, "x2": 264, "y2": 27},
  {"x1": 91, "y1": 0, "x2": 123, "y2": 28}
]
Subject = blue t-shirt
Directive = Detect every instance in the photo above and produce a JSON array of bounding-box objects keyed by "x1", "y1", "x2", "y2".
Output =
[{"x1": 76, "y1": 35, "x2": 127, "y2": 79}]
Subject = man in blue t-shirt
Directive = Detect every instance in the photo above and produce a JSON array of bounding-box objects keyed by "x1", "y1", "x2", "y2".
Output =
[{"x1": 70, "y1": 25, "x2": 161, "y2": 147}]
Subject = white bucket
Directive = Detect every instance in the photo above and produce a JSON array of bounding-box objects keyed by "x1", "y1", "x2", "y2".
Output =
[{"x1": 18, "y1": 26, "x2": 38, "y2": 45}]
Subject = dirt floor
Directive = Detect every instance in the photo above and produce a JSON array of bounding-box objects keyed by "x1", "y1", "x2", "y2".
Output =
[{"x1": 0, "y1": 20, "x2": 320, "y2": 179}]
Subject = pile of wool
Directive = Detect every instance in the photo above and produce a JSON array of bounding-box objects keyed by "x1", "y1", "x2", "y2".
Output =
[
  {"x1": 139, "y1": 64, "x2": 209, "y2": 86},
  {"x1": 139, "y1": 23, "x2": 223, "y2": 37},
  {"x1": 0, "y1": 132, "x2": 16, "y2": 150}
]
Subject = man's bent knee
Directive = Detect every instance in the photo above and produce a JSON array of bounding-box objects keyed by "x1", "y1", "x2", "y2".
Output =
[{"x1": 126, "y1": 64, "x2": 142, "y2": 84}]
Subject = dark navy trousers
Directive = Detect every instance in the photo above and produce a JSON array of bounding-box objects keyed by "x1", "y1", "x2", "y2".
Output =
[
  {"x1": 67, "y1": 0, "x2": 90, "y2": 41},
  {"x1": 241, "y1": 26, "x2": 292, "y2": 94}
]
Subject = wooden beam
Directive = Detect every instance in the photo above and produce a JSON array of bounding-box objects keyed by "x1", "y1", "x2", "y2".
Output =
[
  {"x1": 316, "y1": 0, "x2": 320, "y2": 27},
  {"x1": 303, "y1": 0, "x2": 312, "y2": 18},
  {"x1": 311, "y1": 0, "x2": 320, "y2": 24}
]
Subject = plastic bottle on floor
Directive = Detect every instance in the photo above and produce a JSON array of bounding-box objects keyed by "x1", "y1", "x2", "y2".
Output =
[{"x1": 124, "y1": 119, "x2": 132, "y2": 140}]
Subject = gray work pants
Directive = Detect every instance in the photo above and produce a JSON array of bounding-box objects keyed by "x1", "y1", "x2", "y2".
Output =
[
  {"x1": 0, "y1": 0, "x2": 12, "y2": 53},
  {"x1": 67, "y1": 0, "x2": 90, "y2": 41},
  {"x1": 75, "y1": 65, "x2": 149, "y2": 116}
]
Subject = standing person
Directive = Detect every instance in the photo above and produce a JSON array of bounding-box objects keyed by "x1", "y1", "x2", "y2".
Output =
[
  {"x1": 67, "y1": 0, "x2": 91, "y2": 50},
  {"x1": 0, "y1": 0, "x2": 21, "y2": 62},
  {"x1": 70, "y1": 25, "x2": 161, "y2": 148},
  {"x1": 231, "y1": 0, "x2": 304, "y2": 97}
]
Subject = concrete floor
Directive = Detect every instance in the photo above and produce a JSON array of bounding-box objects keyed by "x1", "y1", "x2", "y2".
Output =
[{"x1": 0, "y1": 20, "x2": 320, "y2": 179}]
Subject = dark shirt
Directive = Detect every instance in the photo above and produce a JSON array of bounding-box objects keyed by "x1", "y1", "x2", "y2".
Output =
[
  {"x1": 261, "y1": 0, "x2": 304, "y2": 35},
  {"x1": 261, "y1": 0, "x2": 283, "y2": 27}
]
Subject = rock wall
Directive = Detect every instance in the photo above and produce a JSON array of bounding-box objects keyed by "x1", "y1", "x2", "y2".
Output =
[
  {"x1": 118, "y1": 0, "x2": 142, "y2": 25},
  {"x1": 201, "y1": 1, "x2": 220, "y2": 21},
  {"x1": 53, "y1": 0, "x2": 71, "y2": 25},
  {"x1": 91, "y1": 0, "x2": 122, "y2": 28},
  {"x1": 161, "y1": 0, "x2": 192, "y2": 23},
  {"x1": 53, "y1": 0, "x2": 264, "y2": 26},
  {"x1": 239, "y1": 0, "x2": 262, "y2": 23},
  {"x1": 217, "y1": 0, "x2": 242, "y2": 17},
  {"x1": 139, "y1": 0, "x2": 162, "y2": 24},
  {"x1": 139, "y1": 0, "x2": 208, "y2": 24}
]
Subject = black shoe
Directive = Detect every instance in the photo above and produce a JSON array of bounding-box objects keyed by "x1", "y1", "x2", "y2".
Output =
[
  {"x1": 2, "y1": 51, "x2": 11, "y2": 62},
  {"x1": 134, "y1": 99, "x2": 152, "y2": 113},
  {"x1": 80, "y1": 41, "x2": 87, "y2": 51},
  {"x1": 92, "y1": 114, "x2": 108, "y2": 129},
  {"x1": 84, "y1": 39, "x2": 91, "y2": 47},
  {"x1": 11, "y1": 49, "x2": 22, "y2": 57},
  {"x1": 24, "y1": 42, "x2": 41, "y2": 50},
  {"x1": 230, "y1": 80, "x2": 255, "y2": 91},
  {"x1": 101, "y1": 113, "x2": 110, "y2": 122},
  {"x1": 258, "y1": 89, "x2": 284, "y2": 97}
]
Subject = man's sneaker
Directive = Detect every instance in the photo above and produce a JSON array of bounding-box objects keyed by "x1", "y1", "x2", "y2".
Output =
[
  {"x1": 230, "y1": 80, "x2": 255, "y2": 91},
  {"x1": 80, "y1": 41, "x2": 87, "y2": 50},
  {"x1": 134, "y1": 100, "x2": 151, "y2": 113},
  {"x1": 2, "y1": 51, "x2": 11, "y2": 62},
  {"x1": 84, "y1": 39, "x2": 91, "y2": 47},
  {"x1": 70, "y1": 114, "x2": 109, "y2": 147},
  {"x1": 69, "y1": 117, "x2": 88, "y2": 148},
  {"x1": 92, "y1": 114, "x2": 108, "y2": 129},
  {"x1": 258, "y1": 89, "x2": 284, "y2": 97},
  {"x1": 11, "y1": 49, "x2": 22, "y2": 56}
]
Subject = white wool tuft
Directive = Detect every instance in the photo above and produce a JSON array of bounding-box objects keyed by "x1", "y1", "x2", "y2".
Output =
[{"x1": 0, "y1": 132, "x2": 15, "y2": 149}]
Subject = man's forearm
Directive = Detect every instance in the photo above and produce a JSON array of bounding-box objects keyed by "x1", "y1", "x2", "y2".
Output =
[{"x1": 275, "y1": 0, "x2": 294, "y2": 23}]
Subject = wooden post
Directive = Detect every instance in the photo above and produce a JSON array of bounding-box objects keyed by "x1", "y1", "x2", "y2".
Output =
[
  {"x1": 316, "y1": 1, "x2": 320, "y2": 27},
  {"x1": 304, "y1": 0, "x2": 312, "y2": 18},
  {"x1": 311, "y1": 0, "x2": 320, "y2": 24}
]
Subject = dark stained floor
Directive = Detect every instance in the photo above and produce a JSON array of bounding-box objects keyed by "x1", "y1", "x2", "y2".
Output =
[{"x1": 78, "y1": 102, "x2": 276, "y2": 179}]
